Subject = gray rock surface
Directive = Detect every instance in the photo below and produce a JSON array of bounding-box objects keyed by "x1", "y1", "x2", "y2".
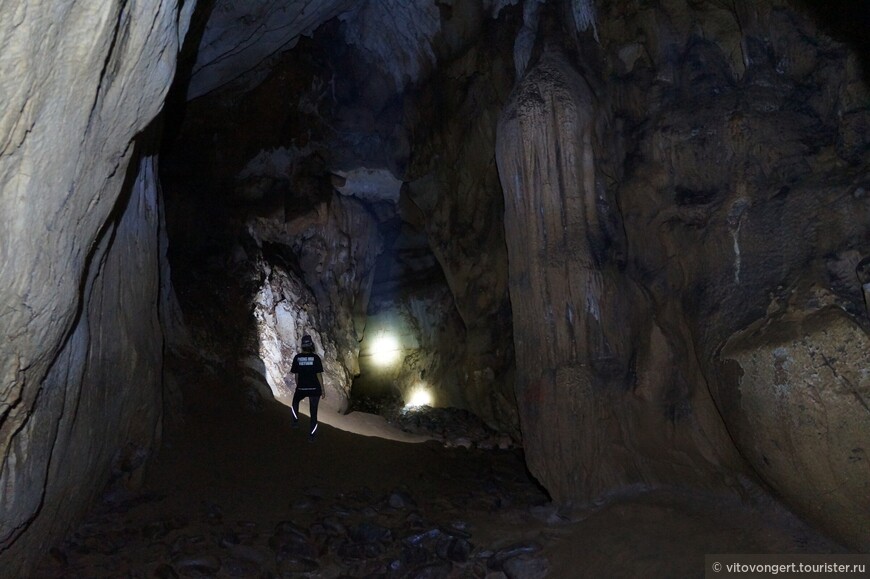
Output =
[
  {"x1": 339, "y1": 0, "x2": 440, "y2": 91},
  {"x1": 187, "y1": 0, "x2": 355, "y2": 99},
  {"x1": 0, "y1": 1, "x2": 192, "y2": 574},
  {"x1": 497, "y1": 47, "x2": 739, "y2": 502},
  {"x1": 249, "y1": 194, "x2": 382, "y2": 412}
]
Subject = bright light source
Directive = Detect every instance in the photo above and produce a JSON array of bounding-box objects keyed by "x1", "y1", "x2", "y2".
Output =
[
  {"x1": 405, "y1": 386, "x2": 432, "y2": 409},
  {"x1": 371, "y1": 334, "x2": 400, "y2": 366}
]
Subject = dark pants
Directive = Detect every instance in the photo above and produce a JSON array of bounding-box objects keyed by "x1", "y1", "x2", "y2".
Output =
[{"x1": 291, "y1": 390, "x2": 320, "y2": 435}]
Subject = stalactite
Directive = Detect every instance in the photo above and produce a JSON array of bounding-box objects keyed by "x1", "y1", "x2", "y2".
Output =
[{"x1": 572, "y1": 0, "x2": 599, "y2": 42}]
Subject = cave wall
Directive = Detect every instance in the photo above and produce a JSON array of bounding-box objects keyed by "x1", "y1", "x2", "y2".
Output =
[
  {"x1": 497, "y1": 46, "x2": 740, "y2": 502},
  {"x1": 404, "y1": 7, "x2": 521, "y2": 432},
  {"x1": 187, "y1": 0, "x2": 356, "y2": 99},
  {"x1": 163, "y1": 4, "x2": 526, "y2": 433},
  {"x1": 358, "y1": 274, "x2": 470, "y2": 410},
  {"x1": 496, "y1": 0, "x2": 869, "y2": 549},
  {"x1": 0, "y1": 2, "x2": 193, "y2": 574},
  {"x1": 607, "y1": 0, "x2": 870, "y2": 549},
  {"x1": 248, "y1": 193, "x2": 382, "y2": 412},
  {"x1": 45, "y1": 0, "x2": 864, "y2": 557}
]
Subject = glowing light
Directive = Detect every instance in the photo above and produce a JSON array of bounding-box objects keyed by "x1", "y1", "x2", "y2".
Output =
[
  {"x1": 405, "y1": 387, "x2": 432, "y2": 409},
  {"x1": 371, "y1": 334, "x2": 400, "y2": 366}
]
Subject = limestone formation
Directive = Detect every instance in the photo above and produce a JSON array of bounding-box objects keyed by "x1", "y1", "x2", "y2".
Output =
[
  {"x1": 0, "y1": 2, "x2": 193, "y2": 574},
  {"x1": 167, "y1": 5, "x2": 523, "y2": 434},
  {"x1": 249, "y1": 193, "x2": 382, "y2": 412},
  {"x1": 497, "y1": 0, "x2": 869, "y2": 549},
  {"x1": 404, "y1": 17, "x2": 519, "y2": 432},
  {"x1": 358, "y1": 280, "x2": 469, "y2": 410},
  {"x1": 5, "y1": 2, "x2": 868, "y2": 573},
  {"x1": 187, "y1": 0, "x2": 355, "y2": 98},
  {"x1": 603, "y1": 0, "x2": 870, "y2": 547},
  {"x1": 721, "y1": 305, "x2": 870, "y2": 550},
  {"x1": 339, "y1": 0, "x2": 441, "y2": 91},
  {"x1": 497, "y1": 47, "x2": 740, "y2": 502}
]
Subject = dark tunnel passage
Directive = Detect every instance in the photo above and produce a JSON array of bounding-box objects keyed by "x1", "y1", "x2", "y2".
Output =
[
  {"x1": 2, "y1": 1, "x2": 870, "y2": 577},
  {"x1": 157, "y1": 4, "x2": 519, "y2": 433}
]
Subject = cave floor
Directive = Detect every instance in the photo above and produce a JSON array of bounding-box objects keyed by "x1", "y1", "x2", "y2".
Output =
[{"x1": 34, "y1": 371, "x2": 844, "y2": 578}]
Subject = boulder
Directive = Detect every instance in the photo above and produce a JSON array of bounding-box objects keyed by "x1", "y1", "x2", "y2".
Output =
[{"x1": 720, "y1": 306, "x2": 870, "y2": 550}]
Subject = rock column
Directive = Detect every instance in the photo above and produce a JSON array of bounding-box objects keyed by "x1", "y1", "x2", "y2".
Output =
[
  {"x1": 496, "y1": 49, "x2": 637, "y2": 500},
  {"x1": 497, "y1": 47, "x2": 741, "y2": 503}
]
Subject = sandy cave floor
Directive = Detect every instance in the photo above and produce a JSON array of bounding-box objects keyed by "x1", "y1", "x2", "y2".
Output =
[{"x1": 33, "y1": 374, "x2": 846, "y2": 578}]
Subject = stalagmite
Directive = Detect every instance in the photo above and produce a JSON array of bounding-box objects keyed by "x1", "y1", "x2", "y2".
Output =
[{"x1": 496, "y1": 47, "x2": 737, "y2": 502}]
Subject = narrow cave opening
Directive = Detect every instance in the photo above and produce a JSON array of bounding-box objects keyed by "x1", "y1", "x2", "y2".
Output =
[
  {"x1": 350, "y1": 212, "x2": 451, "y2": 412},
  {"x1": 156, "y1": 5, "x2": 518, "y2": 445}
]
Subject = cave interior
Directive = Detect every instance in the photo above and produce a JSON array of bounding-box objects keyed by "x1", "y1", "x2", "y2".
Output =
[{"x1": 1, "y1": 0, "x2": 869, "y2": 576}]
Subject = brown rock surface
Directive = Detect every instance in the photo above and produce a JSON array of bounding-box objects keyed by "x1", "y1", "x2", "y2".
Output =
[
  {"x1": 5, "y1": 3, "x2": 867, "y2": 574},
  {"x1": 497, "y1": 46, "x2": 739, "y2": 502},
  {"x1": 720, "y1": 305, "x2": 870, "y2": 550},
  {"x1": 607, "y1": 1, "x2": 870, "y2": 547},
  {"x1": 405, "y1": 14, "x2": 520, "y2": 432},
  {"x1": 497, "y1": 0, "x2": 870, "y2": 549}
]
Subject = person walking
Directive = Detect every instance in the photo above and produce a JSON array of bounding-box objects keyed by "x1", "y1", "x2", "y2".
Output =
[{"x1": 287, "y1": 334, "x2": 326, "y2": 441}]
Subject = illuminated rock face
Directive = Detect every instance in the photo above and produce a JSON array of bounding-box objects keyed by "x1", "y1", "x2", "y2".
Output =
[
  {"x1": 248, "y1": 194, "x2": 382, "y2": 412},
  {"x1": 0, "y1": 2, "x2": 192, "y2": 573},
  {"x1": 166, "y1": 3, "x2": 523, "y2": 433},
  {"x1": 358, "y1": 283, "x2": 469, "y2": 410},
  {"x1": 497, "y1": 1, "x2": 870, "y2": 549}
]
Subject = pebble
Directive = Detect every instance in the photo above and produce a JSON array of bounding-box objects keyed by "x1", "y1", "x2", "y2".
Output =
[
  {"x1": 33, "y1": 415, "x2": 550, "y2": 579},
  {"x1": 172, "y1": 553, "x2": 221, "y2": 575},
  {"x1": 276, "y1": 555, "x2": 319, "y2": 574},
  {"x1": 503, "y1": 554, "x2": 549, "y2": 579},
  {"x1": 225, "y1": 544, "x2": 269, "y2": 566},
  {"x1": 403, "y1": 528, "x2": 442, "y2": 546},
  {"x1": 319, "y1": 516, "x2": 348, "y2": 536},
  {"x1": 388, "y1": 489, "x2": 416, "y2": 509},
  {"x1": 221, "y1": 557, "x2": 260, "y2": 577},
  {"x1": 487, "y1": 542, "x2": 543, "y2": 570},
  {"x1": 154, "y1": 563, "x2": 180, "y2": 578},
  {"x1": 351, "y1": 521, "x2": 392, "y2": 543},
  {"x1": 443, "y1": 537, "x2": 472, "y2": 562}
]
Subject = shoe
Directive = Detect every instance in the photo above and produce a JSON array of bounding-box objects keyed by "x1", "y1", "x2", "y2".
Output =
[
  {"x1": 291, "y1": 420, "x2": 299, "y2": 429},
  {"x1": 307, "y1": 433, "x2": 317, "y2": 442}
]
